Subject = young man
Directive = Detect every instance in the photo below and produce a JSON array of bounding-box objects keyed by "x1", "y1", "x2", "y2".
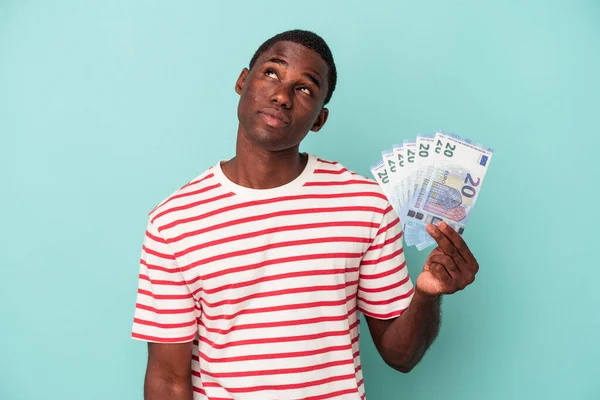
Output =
[{"x1": 132, "y1": 30, "x2": 479, "y2": 400}]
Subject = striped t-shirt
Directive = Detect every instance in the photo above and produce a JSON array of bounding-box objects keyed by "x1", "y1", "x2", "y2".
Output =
[{"x1": 132, "y1": 153, "x2": 415, "y2": 400}]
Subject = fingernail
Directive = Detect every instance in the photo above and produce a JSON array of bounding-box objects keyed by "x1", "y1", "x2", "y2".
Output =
[{"x1": 439, "y1": 222, "x2": 447, "y2": 229}]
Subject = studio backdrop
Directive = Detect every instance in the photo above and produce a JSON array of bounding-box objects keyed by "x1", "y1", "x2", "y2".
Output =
[{"x1": 1, "y1": 1, "x2": 599, "y2": 399}]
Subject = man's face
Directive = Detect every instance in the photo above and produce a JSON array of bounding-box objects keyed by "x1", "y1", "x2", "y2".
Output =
[{"x1": 235, "y1": 41, "x2": 330, "y2": 152}]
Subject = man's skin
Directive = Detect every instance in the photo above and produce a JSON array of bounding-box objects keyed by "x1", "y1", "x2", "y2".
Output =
[{"x1": 143, "y1": 41, "x2": 479, "y2": 400}]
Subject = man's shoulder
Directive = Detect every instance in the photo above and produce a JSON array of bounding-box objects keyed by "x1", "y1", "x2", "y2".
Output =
[
  {"x1": 311, "y1": 154, "x2": 382, "y2": 186},
  {"x1": 147, "y1": 165, "x2": 220, "y2": 224},
  {"x1": 309, "y1": 154, "x2": 389, "y2": 204}
]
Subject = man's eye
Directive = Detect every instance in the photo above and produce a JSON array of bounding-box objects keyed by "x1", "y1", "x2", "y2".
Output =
[
  {"x1": 265, "y1": 70, "x2": 278, "y2": 79},
  {"x1": 299, "y1": 87, "x2": 312, "y2": 96}
]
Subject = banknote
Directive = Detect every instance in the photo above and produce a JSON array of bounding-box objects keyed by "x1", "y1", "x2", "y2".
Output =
[
  {"x1": 404, "y1": 221, "x2": 436, "y2": 249},
  {"x1": 381, "y1": 149, "x2": 398, "y2": 188},
  {"x1": 402, "y1": 139, "x2": 417, "y2": 208},
  {"x1": 404, "y1": 134, "x2": 444, "y2": 246},
  {"x1": 371, "y1": 131, "x2": 494, "y2": 251},
  {"x1": 408, "y1": 135, "x2": 438, "y2": 210},
  {"x1": 407, "y1": 132, "x2": 494, "y2": 238},
  {"x1": 370, "y1": 159, "x2": 393, "y2": 200},
  {"x1": 369, "y1": 159, "x2": 402, "y2": 220},
  {"x1": 392, "y1": 144, "x2": 406, "y2": 209}
]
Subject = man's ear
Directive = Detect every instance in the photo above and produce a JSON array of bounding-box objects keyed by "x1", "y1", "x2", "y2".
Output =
[
  {"x1": 310, "y1": 107, "x2": 329, "y2": 132},
  {"x1": 235, "y1": 68, "x2": 250, "y2": 95}
]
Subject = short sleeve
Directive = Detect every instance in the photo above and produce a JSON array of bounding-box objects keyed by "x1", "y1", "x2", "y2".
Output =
[
  {"x1": 357, "y1": 203, "x2": 415, "y2": 319},
  {"x1": 131, "y1": 219, "x2": 199, "y2": 343}
]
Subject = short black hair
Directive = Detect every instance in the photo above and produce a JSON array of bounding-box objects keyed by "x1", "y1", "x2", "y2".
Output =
[{"x1": 249, "y1": 29, "x2": 337, "y2": 105}]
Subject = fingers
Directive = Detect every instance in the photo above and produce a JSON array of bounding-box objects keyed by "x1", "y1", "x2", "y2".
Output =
[
  {"x1": 428, "y1": 262, "x2": 451, "y2": 284},
  {"x1": 427, "y1": 254, "x2": 460, "y2": 281},
  {"x1": 426, "y1": 223, "x2": 466, "y2": 267},
  {"x1": 425, "y1": 223, "x2": 479, "y2": 292},
  {"x1": 439, "y1": 222, "x2": 478, "y2": 273},
  {"x1": 427, "y1": 223, "x2": 479, "y2": 272}
]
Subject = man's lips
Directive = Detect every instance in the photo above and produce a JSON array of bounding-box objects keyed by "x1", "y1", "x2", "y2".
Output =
[{"x1": 259, "y1": 108, "x2": 290, "y2": 127}]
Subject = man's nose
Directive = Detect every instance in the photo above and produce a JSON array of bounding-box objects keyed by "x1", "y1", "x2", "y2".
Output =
[{"x1": 270, "y1": 84, "x2": 293, "y2": 109}]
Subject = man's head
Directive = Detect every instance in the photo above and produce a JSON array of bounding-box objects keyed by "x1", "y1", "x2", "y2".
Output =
[
  {"x1": 235, "y1": 30, "x2": 337, "y2": 152},
  {"x1": 249, "y1": 30, "x2": 337, "y2": 106}
]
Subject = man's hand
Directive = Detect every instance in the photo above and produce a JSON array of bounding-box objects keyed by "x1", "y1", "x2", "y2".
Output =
[{"x1": 416, "y1": 222, "x2": 479, "y2": 296}]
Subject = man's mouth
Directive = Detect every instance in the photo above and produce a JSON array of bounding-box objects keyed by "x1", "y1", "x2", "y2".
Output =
[{"x1": 259, "y1": 108, "x2": 290, "y2": 128}]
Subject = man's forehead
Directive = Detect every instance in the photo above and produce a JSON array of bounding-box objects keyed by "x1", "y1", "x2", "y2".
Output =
[{"x1": 258, "y1": 41, "x2": 328, "y2": 72}]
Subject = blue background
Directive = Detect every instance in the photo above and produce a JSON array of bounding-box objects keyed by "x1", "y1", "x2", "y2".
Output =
[{"x1": 1, "y1": 1, "x2": 599, "y2": 399}]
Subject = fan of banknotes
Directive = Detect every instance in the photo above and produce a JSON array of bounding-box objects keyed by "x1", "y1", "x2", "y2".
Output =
[{"x1": 370, "y1": 131, "x2": 494, "y2": 251}]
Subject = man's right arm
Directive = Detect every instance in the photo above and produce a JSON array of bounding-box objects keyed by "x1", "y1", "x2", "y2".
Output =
[{"x1": 144, "y1": 342, "x2": 194, "y2": 400}]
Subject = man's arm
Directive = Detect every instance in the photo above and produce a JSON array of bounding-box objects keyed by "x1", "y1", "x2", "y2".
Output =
[
  {"x1": 366, "y1": 221, "x2": 479, "y2": 373},
  {"x1": 132, "y1": 219, "x2": 199, "y2": 399},
  {"x1": 145, "y1": 342, "x2": 194, "y2": 400},
  {"x1": 365, "y1": 290, "x2": 441, "y2": 373}
]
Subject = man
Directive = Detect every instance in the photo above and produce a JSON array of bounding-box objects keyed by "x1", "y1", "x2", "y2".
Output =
[{"x1": 132, "y1": 29, "x2": 479, "y2": 400}]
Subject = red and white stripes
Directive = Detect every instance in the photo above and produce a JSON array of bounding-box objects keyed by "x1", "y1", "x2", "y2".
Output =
[{"x1": 132, "y1": 154, "x2": 414, "y2": 399}]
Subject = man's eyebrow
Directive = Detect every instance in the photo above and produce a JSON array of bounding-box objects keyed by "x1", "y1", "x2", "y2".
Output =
[
  {"x1": 304, "y1": 72, "x2": 321, "y2": 89},
  {"x1": 266, "y1": 57, "x2": 288, "y2": 66}
]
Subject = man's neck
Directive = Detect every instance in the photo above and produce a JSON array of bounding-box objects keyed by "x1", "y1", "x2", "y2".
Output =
[{"x1": 221, "y1": 132, "x2": 308, "y2": 190}]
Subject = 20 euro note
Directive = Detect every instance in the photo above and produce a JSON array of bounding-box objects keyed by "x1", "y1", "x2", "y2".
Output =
[
  {"x1": 381, "y1": 148, "x2": 405, "y2": 217},
  {"x1": 407, "y1": 132, "x2": 494, "y2": 241},
  {"x1": 370, "y1": 159, "x2": 393, "y2": 200},
  {"x1": 402, "y1": 139, "x2": 417, "y2": 206},
  {"x1": 408, "y1": 135, "x2": 433, "y2": 203},
  {"x1": 403, "y1": 134, "x2": 442, "y2": 246},
  {"x1": 392, "y1": 144, "x2": 406, "y2": 211},
  {"x1": 381, "y1": 149, "x2": 398, "y2": 188},
  {"x1": 409, "y1": 134, "x2": 446, "y2": 210},
  {"x1": 370, "y1": 160, "x2": 403, "y2": 224}
]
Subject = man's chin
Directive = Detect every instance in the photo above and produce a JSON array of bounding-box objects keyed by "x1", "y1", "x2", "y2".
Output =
[{"x1": 246, "y1": 129, "x2": 291, "y2": 151}]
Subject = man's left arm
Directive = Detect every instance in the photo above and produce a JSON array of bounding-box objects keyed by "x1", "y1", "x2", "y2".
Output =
[{"x1": 365, "y1": 221, "x2": 479, "y2": 373}]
